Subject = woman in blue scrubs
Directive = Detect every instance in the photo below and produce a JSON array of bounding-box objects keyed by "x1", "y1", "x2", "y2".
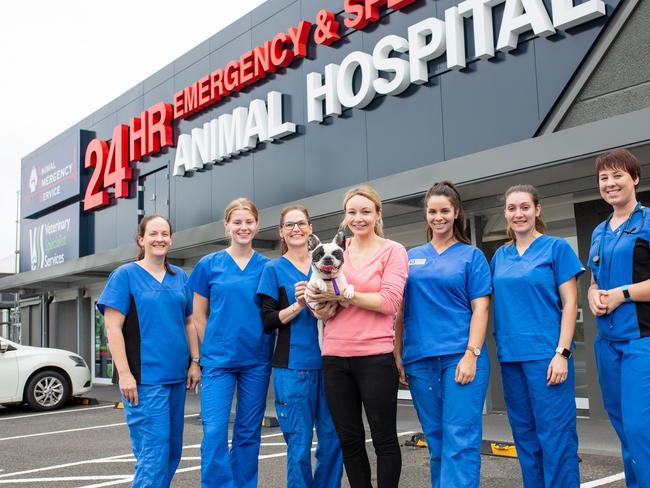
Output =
[
  {"x1": 588, "y1": 149, "x2": 650, "y2": 488},
  {"x1": 395, "y1": 181, "x2": 491, "y2": 488},
  {"x1": 257, "y1": 205, "x2": 343, "y2": 488},
  {"x1": 188, "y1": 197, "x2": 274, "y2": 488},
  {"x1": 99, "y1": 214, "x2": 201, "y2": 488},
  {"x1": 492, "y1": 184, "x2": 583, "y2": 488}
]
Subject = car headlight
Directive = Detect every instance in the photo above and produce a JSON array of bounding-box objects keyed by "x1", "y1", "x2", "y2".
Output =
[{"x1": 69, "y1": 355, "x2": 87, "y2": 367}]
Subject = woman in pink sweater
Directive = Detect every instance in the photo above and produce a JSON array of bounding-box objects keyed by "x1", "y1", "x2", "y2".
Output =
[{"x1": 311, "y1": 185, "x2": 408, "y2": 488}]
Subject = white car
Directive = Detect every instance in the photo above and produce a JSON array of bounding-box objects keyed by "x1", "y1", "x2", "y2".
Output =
[{"x1": 0, "y1": 337, "x2": 92, "y2": 411}]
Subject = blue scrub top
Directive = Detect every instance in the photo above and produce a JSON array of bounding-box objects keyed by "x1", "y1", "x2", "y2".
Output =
[
  {"x1": 97, "y1": 262, "x2": 192, "y2": 385},
  {"x1": 491, "y1": 235, "x2": 585, "y2": 362},
  {"x1": 402, "y1": 242, "x2": 492, "y2": 364},
  {"x1": 588, "y1": 204, "x2": 650, "y2": 340},
  {"x1": 187, "y1": 250, "x2": 273, "y2": 369},
  {"x1": 257, "y1": 257, "x2": 322, "y2": 370}
]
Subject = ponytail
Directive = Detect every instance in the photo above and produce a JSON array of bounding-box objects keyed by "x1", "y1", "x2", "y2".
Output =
[{"x1": 423, "y1": 181, "x2": 469, "y2": 244}]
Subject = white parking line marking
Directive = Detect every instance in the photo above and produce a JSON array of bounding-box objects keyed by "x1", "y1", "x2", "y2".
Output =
[
  {"x1": 580, "y1": 472, "x2": 626, "y2": 487},
  {"x1": 260, "y1": 442, "x2": 315, "y2": 447},
  {"x1": 0, "y1": 405, "x2": 115, "y2": 421},
  {"x1": 77, "y1": 431, "x2": 417, "y2": 488},
  {"x1": 0, "y1": 413, "x2": 199, "y2": 442},
  {"x1": 96, "y1": 456, "x2": 202, "y2": 463},
  {"x1": 1, "y1": 430, "x2": 416, "y2": 488},
  {"x1": 0, "y1": 433, "x2": 276, "y2": 480},
  {"x1": 261, "y1": 432, "x2": 285, "y2": 438},
  {"x1": 0, "y1": 475, "x2": 132, "y2": 483},
  {"x1": 0, "y1": 422, "x2": 126, "y2": 442},
  {"x1": 0, "y1": 454, "x2": 131, "y2": 479}
]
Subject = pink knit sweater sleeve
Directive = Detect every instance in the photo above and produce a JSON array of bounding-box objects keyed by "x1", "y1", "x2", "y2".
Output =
[{"x1": 379, "y1": 242, "x2": 409, "y2": 316}]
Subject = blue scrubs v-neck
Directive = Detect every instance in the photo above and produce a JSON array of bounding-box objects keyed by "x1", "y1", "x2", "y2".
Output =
[
  {"x1": 402, "y1": 242, "x2": 492, "y2": 364},
  {"x1": 97, "y1": 262, "x2": 192, "y2": 385},
  {"x1": 258, "y1": 256, "x2": 322, "y2": 370},
  {"x1": 188, "y1": 250, "x2": 273, "y2": 369},
  {"x1": 491, "y1": 235, "x2": 585, "y2": 362},
  {"x1": 589, "y1": 207, "x2": 650, "y2": 340}
]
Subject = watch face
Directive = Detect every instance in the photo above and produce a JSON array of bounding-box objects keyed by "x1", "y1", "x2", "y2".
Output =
[{"x1": 473, "y1": 347, "x2": 481, "y2": 357}]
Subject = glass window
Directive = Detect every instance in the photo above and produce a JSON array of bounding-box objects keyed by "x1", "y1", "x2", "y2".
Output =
[{"x1": 94, "y1": 302, "x2": 113, "y2": 380}]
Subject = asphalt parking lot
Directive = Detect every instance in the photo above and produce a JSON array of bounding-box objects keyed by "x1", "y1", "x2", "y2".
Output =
[{"x1": 0, "y1": 386, "x2": 625, "y2": 487}]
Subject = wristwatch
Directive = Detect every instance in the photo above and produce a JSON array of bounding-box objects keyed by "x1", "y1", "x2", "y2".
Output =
[
  {"x1": 191, "y1": 356, "x2": 201, "y2": 365},
  {"x1": 555, "y1": 347, "x2": 571, "y2": 359},
  {"x1": 621, "y1": 285, "x2": 632, "y2": 303},
  {"x1": 466, "y1": 345, "x2": 481, "y2": 357}
]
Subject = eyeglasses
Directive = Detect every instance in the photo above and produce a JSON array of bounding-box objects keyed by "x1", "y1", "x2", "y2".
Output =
[{"x1": 282, "y1": 220, "x2": 309, "y2": 230}]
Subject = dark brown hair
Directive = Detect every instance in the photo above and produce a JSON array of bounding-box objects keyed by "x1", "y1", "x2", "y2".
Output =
[
  {"x1": 424, "y1": 181, "x2": 469, "y2": 244},
  {"x1": 504, "y1": 184, "x2": 546, "y2": 243},
  {"x1": 595, "y1": 149, "x2": 640, "y2": 185},
  {"x1": 279, "y1": 205, "x2": 311, "y2": 255},
  {"x1": 136, "y1": 214, "x2": 175, "y2": 275}
]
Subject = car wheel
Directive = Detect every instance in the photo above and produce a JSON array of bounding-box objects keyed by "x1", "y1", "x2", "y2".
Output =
[{"x1": 25, "y1": 371, "x2": 70, "y2": 411}]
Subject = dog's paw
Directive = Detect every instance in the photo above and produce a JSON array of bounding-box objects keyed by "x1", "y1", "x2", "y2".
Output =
[{"x1": 343, "y1": 285, "x2": 355, "y2": 300}]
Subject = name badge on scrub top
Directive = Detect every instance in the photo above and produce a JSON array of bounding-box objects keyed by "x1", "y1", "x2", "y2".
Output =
[{"x1": 409, "y1": 258, "x2": 426, "y2": 266}]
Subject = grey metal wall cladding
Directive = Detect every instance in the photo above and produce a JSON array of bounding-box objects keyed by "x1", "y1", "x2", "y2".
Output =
[
  {"x1": 22, "y1": 305, "x2": 41, "y2": 347},
  {"x1": 93, "y1": 205, "x2": 118, "y2": 252},
  {"x1": 49, "y1": 300, "x2": 77, "y2": 353},
  {"x1": 21, "y1": 0, "x2": 622, "y2": 247},
  {"x1": 116, "y1": 196, "x2": 139, "y2": 250}
]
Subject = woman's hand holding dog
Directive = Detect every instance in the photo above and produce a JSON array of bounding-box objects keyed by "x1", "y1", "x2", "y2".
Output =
[
  {"x1": 306, "y1": 283, "x2": 348, "y2": 303},
  {"x1": 312, "y1": 301, "x2": 338, "y2": 321},
  {"x1": 295, "y1": 281, "x2": 308, "y2": 306}
]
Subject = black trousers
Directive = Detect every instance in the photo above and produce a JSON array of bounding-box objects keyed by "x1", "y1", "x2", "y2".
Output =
[{"x1": 322, "y1": 353, "x2": 401, "y2": 488}]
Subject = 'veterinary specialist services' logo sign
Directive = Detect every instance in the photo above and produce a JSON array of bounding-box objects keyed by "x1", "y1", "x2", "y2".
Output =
[{"x1": 20, "y1": 204, "x2": 80, "y2": 273}]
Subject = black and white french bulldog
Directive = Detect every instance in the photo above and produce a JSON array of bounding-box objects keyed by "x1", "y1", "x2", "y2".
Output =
[
  {"x1": 306, "y1": 232, "x2": 354, "y2": 347},
  {"x1": 307, "y1": 231, "x2": 355, "y2": 305}
]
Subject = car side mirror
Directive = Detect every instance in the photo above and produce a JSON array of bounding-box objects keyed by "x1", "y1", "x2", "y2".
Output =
[{"x1": 0, "y1": 341, "x2": 8, "y2": 354}]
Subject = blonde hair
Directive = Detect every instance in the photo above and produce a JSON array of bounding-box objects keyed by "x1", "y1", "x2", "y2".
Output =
[
  {"x1": 224, "y1": 197, "x2": 259, "y2": 223},
  {"x1": 341, "y1": 185, "x2": 384, "y2": 238}
]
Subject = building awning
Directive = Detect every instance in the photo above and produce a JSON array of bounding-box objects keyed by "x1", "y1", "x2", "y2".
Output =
[{"x1": 1, "y1": 106, "x2": 649, "y2": 294}]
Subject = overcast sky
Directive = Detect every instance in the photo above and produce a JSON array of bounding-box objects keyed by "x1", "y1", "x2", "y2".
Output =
[{"x1": 0, "y1": 0, "x2": 266, "y2": 269}]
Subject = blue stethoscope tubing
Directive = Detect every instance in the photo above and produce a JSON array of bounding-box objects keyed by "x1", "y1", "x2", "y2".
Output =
[{"x1": 593, "y1": 202, "x2": 646, "y2": 283}]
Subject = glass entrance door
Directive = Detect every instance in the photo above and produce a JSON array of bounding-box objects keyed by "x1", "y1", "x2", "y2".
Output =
[{"x1": 93, "y1": 300, "x2": 113, "y2": 384}]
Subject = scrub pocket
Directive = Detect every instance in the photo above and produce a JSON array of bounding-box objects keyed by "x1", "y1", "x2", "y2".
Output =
[{"x1": 273, "y1": 368, "x2": 310, "y2": 436}]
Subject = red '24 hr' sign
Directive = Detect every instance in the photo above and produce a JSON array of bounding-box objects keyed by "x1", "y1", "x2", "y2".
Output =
[{"x1": 83, "y1": 0, "x2": 416, "y2": 211}]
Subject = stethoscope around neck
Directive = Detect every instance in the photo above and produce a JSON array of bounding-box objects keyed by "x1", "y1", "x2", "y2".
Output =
[{"x1": 593, "y1": 202, "x2": 646, "y2": 282}]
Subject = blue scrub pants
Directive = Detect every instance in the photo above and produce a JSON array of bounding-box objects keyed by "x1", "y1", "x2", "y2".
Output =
[
  {"x1": 595, "y1": 336, "x2": 650, "y2": 488},
  {"x1": 200, "y1": 363, "x2": 271, "y2": 488},
  {"x1": 404, "y1": 352, "x2": 489, "y2": 488},
  {"x1": 500, "y1": 359, "x2": 579, "y2": 488},
  {"x1": 122, "y1": 382, "x2": 187, "y2": 488},
  {"x1": 273, "y1": 367, "x2": 343, "y2": 488}
]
